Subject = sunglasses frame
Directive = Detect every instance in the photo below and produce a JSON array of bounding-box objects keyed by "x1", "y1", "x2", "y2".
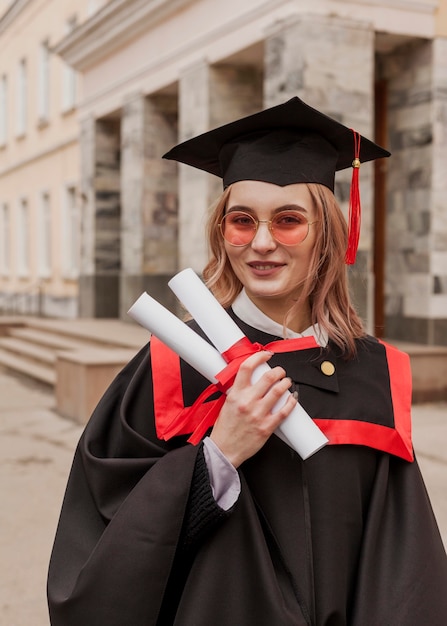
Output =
[{"x1": 218, "y1": 210, "x2": 319, "y2": 247}]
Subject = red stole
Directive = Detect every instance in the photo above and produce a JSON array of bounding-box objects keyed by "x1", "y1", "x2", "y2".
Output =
[{"x1": 150, "y1": 335, "x2": 413, "y2": 462}]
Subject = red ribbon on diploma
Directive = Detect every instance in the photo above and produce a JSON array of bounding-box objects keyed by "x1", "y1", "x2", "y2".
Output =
[{"x1": 156, "y1": 335, "x2": 318, "y2": 444}]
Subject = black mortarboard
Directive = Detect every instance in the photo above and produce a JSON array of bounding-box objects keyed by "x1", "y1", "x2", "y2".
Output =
[
  {"x1": 163, "y1": 96, "x2": 389, "y2": 189},
  {"x1": 163, "y1": 96, "x2": 390, "y2": 263}
]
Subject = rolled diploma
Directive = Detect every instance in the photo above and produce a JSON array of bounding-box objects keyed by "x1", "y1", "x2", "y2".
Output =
[
  {"x1": 128, "y1": 292, "x2": 227, "y2": 382},
  {"x1": 128, "y1": 293, "x2": 296, "y2": 452},
  {"x1": 168, "y1": 268, "x2": 328, "y2": 460}
]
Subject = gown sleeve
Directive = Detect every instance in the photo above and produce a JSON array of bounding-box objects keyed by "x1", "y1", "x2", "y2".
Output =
[
  {"x1": 47, "y1": 344, "x2": 229, "y2": 626},
  {"x1": 351, "y1": 450, "x2": 447, "y2": 625}
]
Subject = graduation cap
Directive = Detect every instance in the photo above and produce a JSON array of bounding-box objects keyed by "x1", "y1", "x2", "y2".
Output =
[{"x1": 163, "y1": 96, "x2": 390, "y2": 264}]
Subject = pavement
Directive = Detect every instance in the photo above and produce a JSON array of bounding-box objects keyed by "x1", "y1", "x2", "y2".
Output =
[{"x1": 0, "y1": 368, "x2": 446, "y2": 626}]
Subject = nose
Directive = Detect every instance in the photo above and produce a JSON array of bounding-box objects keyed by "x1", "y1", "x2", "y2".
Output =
[{"x1": 250, "y1": 220, "x2": 277, "y2": 253}]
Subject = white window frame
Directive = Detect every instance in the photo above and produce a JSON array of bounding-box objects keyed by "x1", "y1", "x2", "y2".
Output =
[
  {"x1": 0, "y1": 74, "x2": 7, "y2": 147},
  {"x1": 62, "y1": 184, "x2": 80, "y2": 279},
  {"x1": 16, "y1": 59, "x2": 27, "y2": 137},
  {"x1": 38, "y1": 40, "x2": 50, "y2": 125},
  {"x1": 17, "y1": 197, "x2": 30, "y2": 277},
  {"x1": 62, "y1": 17, "x2": 77, "y2": 113},
  {"x1": 0, "y1": 203, "x2": 10, "y2": 276},
  {"x1": 37, "y1": 190, "x2": 52, "y2": 278}
]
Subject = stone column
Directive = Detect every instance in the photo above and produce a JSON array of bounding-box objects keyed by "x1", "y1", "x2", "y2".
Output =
[
  {"x1": 120, "y1": 93, "x2": 178, "y2": 317},
  {"x1": 383, "y1": 38, "x2": 447, "y2": 345},
  {"x1": 79, "y1": 115, "x2": 121, "y2": 318},
  {"x1": 178, "y1": 61, "x2": 210, "y2": 274},
  {"x1": 79, "y1": 116, "x2": 96, "y2": 287},
  {"x1": 264, "y1": 14, "x2": 376, "y2": 327},
  {"x1": 178, "y1": 60, "x2": 262, "y2": 272},
  {"x1": 431, "y1": 37, "x2": 447, "y2": 344}
]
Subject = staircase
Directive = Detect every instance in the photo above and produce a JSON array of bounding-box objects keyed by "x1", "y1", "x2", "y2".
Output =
[
  {"x1": 0, "y1": 317, "x2": 149, "y2": 387},
  {"x1": 0, "y1": 317, "x2": 150, "y2": 422}
]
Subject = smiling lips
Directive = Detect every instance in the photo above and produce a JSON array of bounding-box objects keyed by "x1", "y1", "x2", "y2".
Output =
[{"x1": 248, "y1": 262, "x2": 285, "y2": 272}]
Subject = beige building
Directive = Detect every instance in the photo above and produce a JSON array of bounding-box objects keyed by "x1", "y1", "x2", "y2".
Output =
[
  {"x1": 0, "y1": 0, "x2": 108, "y2": 317},
  {"x1": 53, "y1": 0, "x2": 447, "y2": 345},
  {"x1": 2, "y1": 0, "x2": 447, "y2": 347}
]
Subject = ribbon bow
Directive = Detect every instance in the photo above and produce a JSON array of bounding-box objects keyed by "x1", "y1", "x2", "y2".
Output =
[{"x1": 159, "y1": 335, "x2": 318, "y2": 445}]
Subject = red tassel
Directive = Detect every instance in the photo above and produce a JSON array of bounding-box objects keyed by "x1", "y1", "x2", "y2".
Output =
[{"x1": 345, "y1": 130, "x2": 361, "y2": 265}]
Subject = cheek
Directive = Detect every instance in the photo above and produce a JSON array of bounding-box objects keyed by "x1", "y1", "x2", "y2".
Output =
[
  {"x1": 223, "y1": 243, "x2": 237, "y2": 271},
  {"x1": 291, "y1": 241, "x2": 316, "y2": 275},
  {"x1": 224, "y1": 243, "x2": 240, "y2": 266},
  {"x1": 224, "y1": 247, "x2": 247, "y2": 282},
  {"x1": 302, "y1": 231, "x2": 318, "y2": 260}
]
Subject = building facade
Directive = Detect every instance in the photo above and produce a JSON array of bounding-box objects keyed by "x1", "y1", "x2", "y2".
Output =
[
  {"x1": 2, "y1": 0, "x2": 447, "y2": 346},
  {"x1": 0, "y1": 0, "x2": 109, "y2": 317}
]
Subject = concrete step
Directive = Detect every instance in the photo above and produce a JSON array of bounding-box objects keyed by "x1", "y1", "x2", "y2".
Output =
[
  {"x1": 0, "y1": 319, "x2": 146, "y2": 402},
  {"x1": 0, "y1": 337, "x2": 58, "y2": 366},
  {"x1": 8, "y1": 327, "x2": 90, "y2": 351},
  {"x1": 0, "y1": 350, "x2": 55, "y2": 386},
  {"x1": 24, "y1": 317, "x2": 149, "y2": 350},
  {"x1": 56, "y1": 347, "x2": 138, "y2": 423},
  {"x1": 0, "y1": 318, "x2": 25, "y2": 337},
  {"x1": 392, "y1": 341, "x2": 447, "y2": 403}
]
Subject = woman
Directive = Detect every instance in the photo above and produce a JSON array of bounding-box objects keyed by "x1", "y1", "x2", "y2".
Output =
[{"x1": 48, "y1": 97, "x2": 447, "y2": 625}]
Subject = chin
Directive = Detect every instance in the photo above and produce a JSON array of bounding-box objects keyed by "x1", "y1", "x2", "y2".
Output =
[{"x1": 247, "y1": 287, "x2": 293, "y2": 302}]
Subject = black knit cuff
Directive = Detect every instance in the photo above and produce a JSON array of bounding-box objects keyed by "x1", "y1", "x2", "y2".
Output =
[{"x1": 180, "y1": 443, "x2": 233, "y2": 551}]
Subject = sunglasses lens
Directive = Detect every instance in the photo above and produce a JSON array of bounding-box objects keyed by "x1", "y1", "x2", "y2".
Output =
[
  {"x1": 220, "y1": 211, "x2": 311, "y2": 246},
  {"x1": 220, "y1": 212, "x2": 256, "y2": 246},
  {"x1": 271, "y1": 212, "x2": 309, "y2": 245}
]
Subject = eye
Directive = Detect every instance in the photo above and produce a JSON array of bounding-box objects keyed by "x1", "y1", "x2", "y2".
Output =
[
  {"x1": 227, "y1": 212, "x2": 255, "y2": 227},
  {"x1": 274, "y1": 212, "x2": 307, "y2": 226}
]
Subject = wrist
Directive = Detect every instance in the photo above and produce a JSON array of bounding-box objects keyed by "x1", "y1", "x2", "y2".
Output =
[{"x1": 209, "y1": 433, "x2": 242, "y2": 469}]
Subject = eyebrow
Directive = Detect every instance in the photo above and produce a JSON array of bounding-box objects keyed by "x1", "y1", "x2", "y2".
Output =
[{"x1": 226, "y1": 204, "x2": 309, "y2": 215}]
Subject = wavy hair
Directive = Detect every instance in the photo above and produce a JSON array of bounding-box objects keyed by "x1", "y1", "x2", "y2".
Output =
[{"x1": 203, "y1": 183, "x2": 365, "y2": 356}]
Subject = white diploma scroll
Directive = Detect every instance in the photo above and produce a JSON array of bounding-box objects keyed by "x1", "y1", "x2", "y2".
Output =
[
  {"x1": 128, "y1": 292, "x2": 227, "y2": 382},
  {"x1": 168, "y1": 268, "x2": 328, "y2": 460}
]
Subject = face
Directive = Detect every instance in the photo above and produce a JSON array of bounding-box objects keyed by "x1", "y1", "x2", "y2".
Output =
[{"x1": 223, "y1": 180, "x2": 318, "y2": 320}]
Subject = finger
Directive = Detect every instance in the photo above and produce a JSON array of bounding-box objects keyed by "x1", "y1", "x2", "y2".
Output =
[
  {"x1": 232, "y1": 350, "x2": 274, "y2": 387},
  {"x1": 251, "y1": 364, "x2": 288, "y2": 398},
  {"x1": 266, "y1": 388, "x2": 298, "y2": 429},
  {"x1": 259, "y1": 375, "x2": 293, "y2": 413}
]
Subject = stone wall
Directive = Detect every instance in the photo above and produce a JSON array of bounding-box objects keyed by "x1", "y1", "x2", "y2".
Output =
[
  {"x1": 264, "y1": 14, "x2": 375, "y2": 326},
  {"x1": 74, "y1": 12, "x2": 447, "y2": 346},
  {"x1": 178, "y1": 61, "x2": 262, "y2": 272},
  {"x1": 382, "y1": 37, "x2": 447, "y2": 344},
  {"x1": 431, "y1": 37, "x2": 447, "y2": 344},
  {"x1": 120, "y1": 93, "x2": 178, "y2": 317},
  {"x1": 79, "y1": 116, "x2": 121, "y2": 318}
]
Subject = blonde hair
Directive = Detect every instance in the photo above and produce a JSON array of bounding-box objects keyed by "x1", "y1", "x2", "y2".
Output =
[{"x1": 203, "y1": 183, "x2": 365, "y2": 356}]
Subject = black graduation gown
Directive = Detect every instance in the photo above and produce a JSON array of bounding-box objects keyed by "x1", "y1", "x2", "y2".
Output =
[{"x1": 47, "y1": 317, "x2": 447, "y2": 626}]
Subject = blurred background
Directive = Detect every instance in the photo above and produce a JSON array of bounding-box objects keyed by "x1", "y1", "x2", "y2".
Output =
[{"x1": 0, "y1": 0, "x2": 446, "y2": 624}]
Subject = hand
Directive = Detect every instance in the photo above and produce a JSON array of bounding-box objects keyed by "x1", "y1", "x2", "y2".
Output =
[{"x1": 209, "y1": 351, "x2": 297, "y2": 468}]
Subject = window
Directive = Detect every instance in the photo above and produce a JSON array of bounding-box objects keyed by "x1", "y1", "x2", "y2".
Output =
[
  {"x1": 16, "y1": 59, "x2": 27, "y2": 137},
  {"x1": 38, "y1": 41, "x2": 50, "y2": 124},
  {"x1": 17, "y1": 198, "x2": 30, "y2": 277},
  {"x1": 0, "y1": 203, "x2": 10, "y2": 275},
  {"x1": 62, "y1": 17, "x2": 77, "y2": 112},
  {"x1": 0, "y1": 75, "x2": 7, "y2": 146},
  {"x1": 62, "y1": 185, "x2": 80, "y2": 278},
  {"x1": 38, "y1": 191, "x2": 52, "y2": 277}
]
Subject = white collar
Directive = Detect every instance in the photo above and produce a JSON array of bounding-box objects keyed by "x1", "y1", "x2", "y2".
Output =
[{"x1": 231, "y1": 289, "x2": 328, "y2": 347}]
